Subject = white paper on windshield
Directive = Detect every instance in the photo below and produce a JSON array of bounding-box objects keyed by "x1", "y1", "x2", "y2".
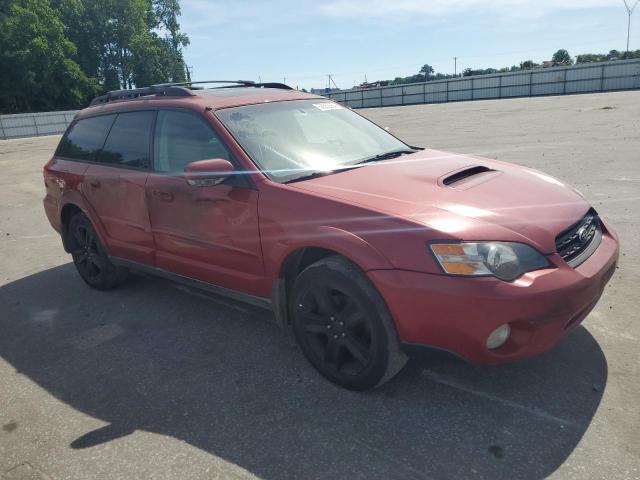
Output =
[{"x1": 312, "y1": 103, "x2": 343, "y2": 111}]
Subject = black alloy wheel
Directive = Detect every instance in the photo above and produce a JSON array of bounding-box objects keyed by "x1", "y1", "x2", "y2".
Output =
[
  {"x1": 291, "y1": 256, "x2": 407, "y2": 390},
  {"x1": 297, "y1": 287, "x2": 373, "y2": 376},
  {"x1": 68, "y1": 213, "x2": 128, "y2": 290}
]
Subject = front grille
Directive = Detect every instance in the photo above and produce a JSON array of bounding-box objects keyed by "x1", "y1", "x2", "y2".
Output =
[{"x1": 555, "y1": 209, "x2": 602, "y2": 267}]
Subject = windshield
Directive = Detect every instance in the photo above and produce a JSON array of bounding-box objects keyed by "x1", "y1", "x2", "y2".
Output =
[{"x1": 216, "y1": 99, "x2": 411, "y2": 183}]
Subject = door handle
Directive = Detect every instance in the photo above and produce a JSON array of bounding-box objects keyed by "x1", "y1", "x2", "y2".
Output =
[
  {"x1": 89, "y1": 180, "x2": 101, "y2": 188},
  {"x1": 152, "y1": 190, "x2": 173, "y2": 202}
]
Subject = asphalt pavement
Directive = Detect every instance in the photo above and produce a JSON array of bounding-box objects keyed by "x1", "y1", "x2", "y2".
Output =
[{"x1": 1, "y1": 91, "x2": 639, "y2": 479}]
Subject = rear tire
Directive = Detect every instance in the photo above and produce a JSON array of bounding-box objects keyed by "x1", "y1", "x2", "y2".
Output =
[
  {"x1": 290, "y1": 255, "x2": 407, "y2": 390},
  {"x1": 68, "y1": 213, "x2": 129, "y2": 290}
]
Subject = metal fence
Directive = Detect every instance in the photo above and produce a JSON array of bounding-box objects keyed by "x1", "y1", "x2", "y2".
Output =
[
  {"x1": 0, "y1": 110, "x2": 77, "y2": 140},
  {"x1": 1, "y1": 59, "x2": 639, "y2": 139},
  {"x1": 326, "y1": 58, "x2": 640, "y2": 108}
]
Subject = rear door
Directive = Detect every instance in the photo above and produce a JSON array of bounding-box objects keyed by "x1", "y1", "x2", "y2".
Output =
[
  {"x1": 145, "y1": 109, "x2": 265, "y2": 295},
  {"x1": 82, "y1": 111, "x2": 156, "y2": 265},
  {"x1": 46, "y1": 115, "x2": 116, "y2": 232}
]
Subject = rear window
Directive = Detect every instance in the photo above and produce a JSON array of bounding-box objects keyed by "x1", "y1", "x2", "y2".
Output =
[
  {"x1": 56, "y1": 115, "x2": 116, "y2": 161},
  {"x1": 97, "y1": 111, "x2": 155, "y2": 169}
]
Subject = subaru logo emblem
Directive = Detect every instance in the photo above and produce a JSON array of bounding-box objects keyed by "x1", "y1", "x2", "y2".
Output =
[{"x1": 577, "y1": 225, "x2": 590, "y2": 243}]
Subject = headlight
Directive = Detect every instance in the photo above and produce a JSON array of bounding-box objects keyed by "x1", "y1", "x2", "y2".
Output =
[{"x1": 429, "y1": 242, "x2": 550, "y2": 281}]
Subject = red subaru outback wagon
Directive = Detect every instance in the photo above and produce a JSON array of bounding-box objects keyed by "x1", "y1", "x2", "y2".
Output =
[{"x1": 43, "y1": 80, "x2": 619, "y2": 390}]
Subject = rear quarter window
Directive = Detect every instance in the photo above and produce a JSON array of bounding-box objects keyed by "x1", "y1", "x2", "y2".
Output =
[{"x1": 56, "y1": 115, "x2": 116, "y2": 161}]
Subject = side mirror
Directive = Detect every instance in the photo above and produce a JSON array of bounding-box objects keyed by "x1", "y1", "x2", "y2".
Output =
[{"x1": 184, "y1": 158, "x2": 234, "y2": 187}]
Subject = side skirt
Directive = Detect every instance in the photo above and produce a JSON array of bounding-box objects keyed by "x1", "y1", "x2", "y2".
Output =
[{"x1": 109, "y1": 256, "x2": 273, "y2": 311}]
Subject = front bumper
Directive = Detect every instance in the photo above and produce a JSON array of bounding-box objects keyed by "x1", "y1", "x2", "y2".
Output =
[{"x1": 368, "y1": 229, "x2": 619, "y2": 365}]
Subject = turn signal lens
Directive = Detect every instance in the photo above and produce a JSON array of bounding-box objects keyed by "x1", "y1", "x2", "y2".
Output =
[
  {"x1": 431, "y1": 243, "x2": 491, "y2": 276},
  {"x1": 430, "y1": 242, "x2": 550, "y2": 281}
]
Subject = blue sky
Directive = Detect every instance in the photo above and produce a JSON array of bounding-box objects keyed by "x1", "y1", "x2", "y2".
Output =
[{"x1": 180, "y1": 0, "x2": 639, "y2": 90}]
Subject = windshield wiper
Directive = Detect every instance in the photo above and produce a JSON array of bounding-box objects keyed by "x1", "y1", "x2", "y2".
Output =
[
  {"x1": 285, "y1": 170, "x2": 336, "y2": 184},
  {"x1": 285, "y1": 149, "x2": 417, "y2": 184},
  {"x1": 355, "y1": 149, "x2": 417, "y2": 165}
]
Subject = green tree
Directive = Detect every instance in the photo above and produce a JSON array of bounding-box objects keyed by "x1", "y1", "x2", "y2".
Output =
[
  {"x1": 519, "y1": 60, "x2": 539, "y2": 70},
  {"x1": 576, "y1": 53, "x2": 606, "y2": 64},
  {"x1": 130, "y1": 30, "x2": 183, "y2": 86},
  {"x1": 552, "y1": 49, "x2": 573, "y2": 66},
  {"x1": 420, "y1": 64, "x2": 434, "y2": 81},
  {"x1": 153, "y1": 0, "x2": 190, "y2": 82},
  {"x1": 53, "y1": 0, "x2": 189, "y2": 91},
  {"x1": 608, "y1": 49, "x2": 622, "y2": 60},
  {"x1": 0, "y1": 0, "x2": 98, "y2": 113}
]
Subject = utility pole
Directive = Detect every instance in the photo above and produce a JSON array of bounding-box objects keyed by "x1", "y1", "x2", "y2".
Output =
[
  {"x1": 624, "y1": 0, "x2": 640, "y2": 57},
  {"x1": 454, "y1": 57, "x2": 458, "y2": 76},
  {"x1": 327, "y1": 74, "x2": 339, "y2": 90},
  {"x1": 282, "y1": 77, "x2": 286, "y2": 84}
]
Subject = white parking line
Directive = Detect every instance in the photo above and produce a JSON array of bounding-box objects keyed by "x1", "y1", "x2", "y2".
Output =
[{"x1": 422, "y1": 369, "x2": 579, "y2": 429}]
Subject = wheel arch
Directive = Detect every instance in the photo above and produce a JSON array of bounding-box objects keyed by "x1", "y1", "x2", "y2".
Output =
[
  {"x1": 60, "y1": 203, "x2": 84, "y2": 252},
  {"x1": 269, "y1": 227, "x2": 394, "y2": 328},
  {"x1": 59, "y1": 196, "x2": 108, "y2": 254}
]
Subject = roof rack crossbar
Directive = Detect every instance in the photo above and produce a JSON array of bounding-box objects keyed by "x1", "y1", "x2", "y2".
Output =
[{"x1": 249, "y1": 82, "x2": 293, "y2": 90}]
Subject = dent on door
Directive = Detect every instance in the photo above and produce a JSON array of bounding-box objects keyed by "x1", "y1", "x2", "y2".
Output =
[
  {"x1": 146, "y1": 175, "x2": 265, "y2": 295},
  {"x1": 83, "y1": 165, "x2": 154, "y2": 264}
]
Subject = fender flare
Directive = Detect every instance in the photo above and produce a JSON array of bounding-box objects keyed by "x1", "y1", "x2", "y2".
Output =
[
  {"x1": 269, "y1": 225, "x2": 394, "y2": 280},
  {"x1": 59, "y1": 191, "x2": 109, "y2": 254},
  {"x1": 268, "y1": 226, "x2": 394, "y2": 328}
]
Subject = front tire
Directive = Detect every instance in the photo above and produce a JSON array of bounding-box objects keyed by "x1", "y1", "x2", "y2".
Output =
[
  {"x1": 290, "y1": 256, "x2": 407, "y2": 390},
  {"x1": 68, "y1": 213, "x2": 129, "y2": 290}
]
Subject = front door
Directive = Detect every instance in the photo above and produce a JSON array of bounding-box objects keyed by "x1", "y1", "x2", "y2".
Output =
[{"x1": 145, "y1": 109, "x2": 265, "y2": 296}]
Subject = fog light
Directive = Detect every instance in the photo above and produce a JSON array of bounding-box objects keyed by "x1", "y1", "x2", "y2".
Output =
[{"x1": 487, "y1": 324, "x2": 511, "y2": 350}]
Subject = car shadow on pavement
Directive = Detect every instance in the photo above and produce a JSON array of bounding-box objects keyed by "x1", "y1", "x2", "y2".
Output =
[{"x1": 0, "y1": 264, "x2": 608, "y2": 480}]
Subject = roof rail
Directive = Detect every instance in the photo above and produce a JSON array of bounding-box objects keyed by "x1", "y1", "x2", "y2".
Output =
[
  {"x1": 153, "y1": 80, "x2": 256, "y2": 88},
  {"x1": 89, "y1": 80, "x2": 294, "y2": 106},
  {"x1": 154, "y1": 80, "x2": 293, "y2": 90},
  {"x1": 89, "y1": 85, "x2": 195, "y2": 106}
]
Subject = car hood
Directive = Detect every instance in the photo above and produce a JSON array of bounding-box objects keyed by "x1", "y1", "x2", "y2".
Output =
[{"x1": 288, "y1": 149, "x2": 590, "y2": 254}]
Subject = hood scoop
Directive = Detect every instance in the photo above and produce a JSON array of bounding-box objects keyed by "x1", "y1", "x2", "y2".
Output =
[{"x1": 441, "y1": 165, "x2": 500, "y2": 190}]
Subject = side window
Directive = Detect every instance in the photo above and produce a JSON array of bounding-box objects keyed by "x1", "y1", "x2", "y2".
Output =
[
  {"x1": 97, "y1": 111, "x2": 155, "y2": 169},
  {"x1": 154, "y1": 110, "x2": 232, "y2": 173},
  {"x1": 56, "y1": 115, "x2": 116, "y2": 161}
]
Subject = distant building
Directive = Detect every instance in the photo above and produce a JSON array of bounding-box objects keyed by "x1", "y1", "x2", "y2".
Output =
[
  {"x1": 310, "y1": 87, "x2": 341, "y2": 95},
  {"x1": 354, "y1": 81, "x2": 389, "y2": 89}
]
